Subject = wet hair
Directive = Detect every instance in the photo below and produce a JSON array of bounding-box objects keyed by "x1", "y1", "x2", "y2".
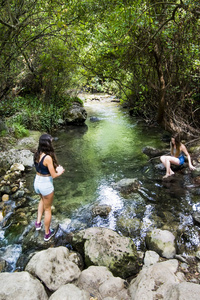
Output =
[
  {"x1": 170, "y1": 133, "x2": 182, "y2": 157},
  {"x1": 34, "y1": 134, "x2": 58, "y2": 169}
]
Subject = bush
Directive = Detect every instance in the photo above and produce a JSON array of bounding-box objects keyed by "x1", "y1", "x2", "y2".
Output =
[{"x1": 10, "y1": 123, "x2": 29, "y2": 138}]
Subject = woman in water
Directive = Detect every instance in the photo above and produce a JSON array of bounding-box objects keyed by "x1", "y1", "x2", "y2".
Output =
[
  {"x1": 160, "y1": 134, "x2": 195, "y2": 178},
  {"x1": 34, "y1": 134, "x2": 65, "y2": 241}
]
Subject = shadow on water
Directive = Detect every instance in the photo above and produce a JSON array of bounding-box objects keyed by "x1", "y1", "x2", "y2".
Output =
[{"x1": 1, "y1": 94, "x2": 200, "y2": 270}]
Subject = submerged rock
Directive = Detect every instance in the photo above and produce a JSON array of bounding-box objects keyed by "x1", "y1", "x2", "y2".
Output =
[
  {"x1": 92, "y1": 204, "x2": 111, "y2": 216},
  {"x1": 112, "y1": 178, "x2": 140, "y2": 194}
]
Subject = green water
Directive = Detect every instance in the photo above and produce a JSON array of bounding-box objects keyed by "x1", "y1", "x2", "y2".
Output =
[
  {"x1": 52, "y1": 96, "x2": 165, "y2": 230},
  {"x1": 1, "y1": 94, "x2": 199, "y2": 271}
]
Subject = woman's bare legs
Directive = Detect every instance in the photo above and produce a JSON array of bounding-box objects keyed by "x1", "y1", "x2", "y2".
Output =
[
  {"x1": 37, "y1": 196, "x2": 44, "y2": 225},
  {"x1": 160, "y1": 155, "x2": 180, "y2": 178},
  {"x1": 37, "y1": 191, "x2": 54, "y2": 234}
]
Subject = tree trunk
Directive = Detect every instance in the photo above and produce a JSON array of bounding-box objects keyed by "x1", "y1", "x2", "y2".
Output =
[{"x1": 153, "y1": 43, "x2": 166, "y2": 125}]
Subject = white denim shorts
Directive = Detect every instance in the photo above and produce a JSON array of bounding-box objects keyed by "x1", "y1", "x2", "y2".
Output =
[{"x1": 34, "y1": 175, "x2": 54, "y2": 196}]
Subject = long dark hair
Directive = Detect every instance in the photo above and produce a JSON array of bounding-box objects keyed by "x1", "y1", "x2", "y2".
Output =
[
  {"x1": 34, "y1": 134, "x2": 58, "y2": 169},
  {"x1": 170, "y1": 133, "x2": 181, "y2": 157}
]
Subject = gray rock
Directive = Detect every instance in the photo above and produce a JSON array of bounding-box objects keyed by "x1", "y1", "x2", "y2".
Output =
[
  {"x1": 165, "y1": 281, "x2": 200, "y2": 300},
  {"x1": 144, "y1": 250, "x2": 160, "y2": 267},
  {"x1": 0, "y1": 149, "x2": 33, "y2": 168},
  {"x1": 146, "y1": 229, "x2": 176, "y2": 258},
  {"x1": 72, "y1": 227, "x2": 140, "y2": 278},
  {"x1": 64, "y1": 102, "x2": 87, "y2": 125},
  {"x1": 78, "y1": 266, "x2": 130, "y2": 300},
  {"x1": 25, "y1": 246, "x2": 81, "y2": 291},
  {"x1": 0, "y1": 271, "x2": 48, "y2": 300},
  {"x1": 128, "y1": 259, "x2": 180, "y2": 300},
  {"x1": 49, "y1": 284, "x2": 90, "y2": 300}
]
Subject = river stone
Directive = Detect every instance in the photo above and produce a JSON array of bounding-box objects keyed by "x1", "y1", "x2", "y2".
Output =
[
  {"x1": 64, "y1": 102, "x2": 87, "y2": 125},
  {"x1": 92, "y1": 204, "x2": 112, "y2": 216},
  {"x1": 128, "y1": 259, "x2": 180, "y2": 300},
  {"x1": 146, "y1": 229, "x2": 176, "y2": 258},
  {"x1": 0, "y1": 185, "x2": 11, "y2": 194},
  {"x1": 72, "y1": 227, "x2": 139, "y2": 278},
  {"x1": 0, "y1": 271, "x2": 48, "y2": 300},
  {"x1": 165, "y1": 281, "x2": 200, "y2": 300},
  {"x1": 10, "y1": 163, "x2": 25, "y2": 172},
  {"x1": 25, "y1": 246, "x2": 81, "y2": 291},
  {"x1": 77, "y1": 265, "x2": 130, "y2": 300},
  {"x1": 2, "y1": 194, "x2": 9, "y2": 201},
  {"x1": 49, "y1": 283, "x2": 90, "y2": 300},
  {"x1": 112, "y1": 178, "x2": 140, "y2": 193},
  {"x1": 144, "y1": 250, "x2": 160, "y2": 267}
]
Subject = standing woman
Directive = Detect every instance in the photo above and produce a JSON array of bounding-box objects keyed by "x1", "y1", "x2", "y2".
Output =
[
  {"x1": 160, "y1": 134, "x2": 195, "y2": 179},
  {"x1": 34, "y1": 134, "x2": 64, "y2": 241}
]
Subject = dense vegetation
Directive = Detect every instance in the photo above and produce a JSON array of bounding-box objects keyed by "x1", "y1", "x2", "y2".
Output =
[{"x1": 0, "y1": 0, "x2": 199, "y2": 137}]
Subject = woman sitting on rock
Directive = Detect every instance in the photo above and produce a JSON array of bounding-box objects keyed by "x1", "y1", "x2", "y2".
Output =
[{"x1": 160, "y1": 134, "x2": 195, "y2": 179}]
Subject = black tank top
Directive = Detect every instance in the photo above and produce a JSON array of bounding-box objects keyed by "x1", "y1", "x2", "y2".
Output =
[{"x1": 35, "y1": 155, "x2": 50, "y2": 175}]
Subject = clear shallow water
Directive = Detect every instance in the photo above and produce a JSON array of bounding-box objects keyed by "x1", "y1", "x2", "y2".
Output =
[
  {"x1": 53, "y1": 96, "x2": 165, "y2": 225},
  {"x1": 1, "y1": 94, "x2": 200, "y2": 271}
]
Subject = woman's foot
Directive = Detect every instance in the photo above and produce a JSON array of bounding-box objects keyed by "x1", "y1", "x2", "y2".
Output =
[
  {"x1": 35, "y1": 221, "x2": 42, "y2": 230},
  {"x1": 44, "y1": 229, "x2": 56, "y2": 242},
  {"x1": 163, "y1": 172, "x2": 174, "y2": 179}
]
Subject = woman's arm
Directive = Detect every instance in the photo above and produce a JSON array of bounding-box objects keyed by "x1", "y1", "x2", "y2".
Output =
[
  {"x1": 44, "y1": 155, "x2": 65, "y2": 178},
  {"x1": 180, "y1": 144, "x2": 196, "y2": 170}
]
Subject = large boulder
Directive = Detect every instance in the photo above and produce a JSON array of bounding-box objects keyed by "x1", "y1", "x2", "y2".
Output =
[
  {"x1": 64, "y1": 102, "x2": 87, "y2": 125},
  {"x1": 0, "y1": 149, "x2": 33, "y2": 168},
  {"x1": 72, "y1": 227, "x2": 140, "y2": 278},
  {"x1": 0, "y1": 271, "x2": 48, "y2": 300},
  {"x1": 146, "y1": 229, "x2": 176, "y2": 258},
  {"x1": 142, "y1": 146, "x2": 167, "y2": 158},
  {"x1": 128, "y1": 259, "x2": 182, "y2": 300},
  {"x1": 165, "y1": 281, "x2": 200, "y2": 300},
  {"x1": 25, "y1": 246, "x2": 81, "y2": 291},
  {"x1": 77, "y1": 265, "x2": 130, "y2": 300},
  {"x1": 49, "y1": 284, "x2": 90, "y2": 300}
]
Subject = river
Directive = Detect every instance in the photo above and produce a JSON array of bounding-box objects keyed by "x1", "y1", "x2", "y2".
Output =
[{"x1": 1, "y1": 93, "x2": 200, "y2": 271}]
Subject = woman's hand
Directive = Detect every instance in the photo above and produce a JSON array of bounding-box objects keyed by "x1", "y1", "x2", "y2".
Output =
[{"x1": 56, "y1": 165, "x2": 65, "y2": 175}]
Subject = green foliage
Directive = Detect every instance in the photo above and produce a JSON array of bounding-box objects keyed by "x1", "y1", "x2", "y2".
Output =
[
  {"x1": 1, "y1": 94, "x2": 83, "y2": 133},
  {"x1": 9, "y1": 123, "x2": 29, "y2": 139},
  {"x1": 0, "y1": 0, "x2": 199, "y2": 132}
]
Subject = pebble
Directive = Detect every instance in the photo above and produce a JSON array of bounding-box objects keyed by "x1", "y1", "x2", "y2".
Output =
[{"x1": 2, "y1": 194, "x2": 9, "y2": 202}]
